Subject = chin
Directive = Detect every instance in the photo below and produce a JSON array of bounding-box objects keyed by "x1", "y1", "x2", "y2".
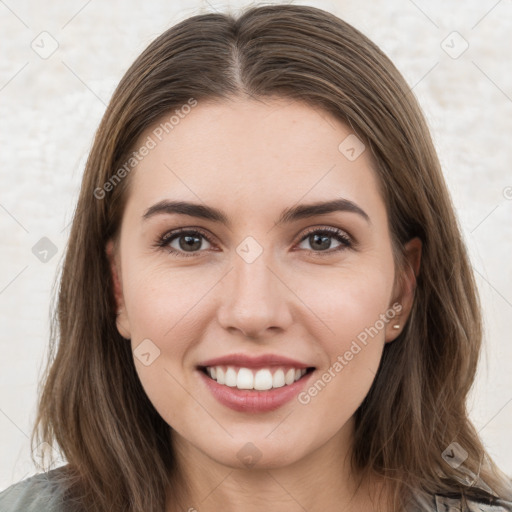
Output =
[{"x1": 196, "y1": 434, "x2": 310, "y2": 471}]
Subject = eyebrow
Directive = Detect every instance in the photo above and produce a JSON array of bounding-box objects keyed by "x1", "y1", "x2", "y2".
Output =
[{"x1": 142, "y1": 198, "x2": 371, "y2": 227}]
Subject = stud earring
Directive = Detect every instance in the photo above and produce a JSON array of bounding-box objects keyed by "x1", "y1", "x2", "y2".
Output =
[{"x1": 392, "y1": 324, "x2": 400, "y2": 329}]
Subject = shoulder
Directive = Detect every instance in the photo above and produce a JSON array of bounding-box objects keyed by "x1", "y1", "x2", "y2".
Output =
[
  {"x1": 0, "y1": 467, "x2": 68, "y2": 512},
  {"x1": 434, "y1": 493, "x2": 512, "y2": 511}
]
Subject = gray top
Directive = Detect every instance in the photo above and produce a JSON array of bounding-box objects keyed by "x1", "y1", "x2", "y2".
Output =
[
  {"x1": 1, "y1": 468, "x2": 512, "y2": 511},
  {"x1": 0, "y1": 470, "x2": 67, "y2": 512}
]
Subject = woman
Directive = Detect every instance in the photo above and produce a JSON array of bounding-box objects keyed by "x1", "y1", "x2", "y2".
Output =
[{"x1": 1, "y1": 4, "x2": 511, "y2": 511}]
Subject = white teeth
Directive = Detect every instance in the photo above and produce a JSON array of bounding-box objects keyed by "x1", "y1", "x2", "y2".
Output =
[
  {"x1": 254, "y1": 369, "x2": 273, "y2": 391},
  {"x1": 224, "y1": 367, "x2": 237, "y2": 387},
  {"x1": 285, "y1": 368, "x2": 295, "y2": 385},
  {"x1": 205, "y1": 365, "x2": 310, "y2": 391},
  {"x1": 236, "y1": 367, "x2": 254, "y2": 389},
  {"x1": 273, "y1": 369, "x2": 285, "y2": 388}
]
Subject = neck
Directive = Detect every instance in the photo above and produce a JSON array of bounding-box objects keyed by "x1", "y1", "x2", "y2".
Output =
[{"x1": 166, "y1": 417, "x2": 389, "y2": 512}]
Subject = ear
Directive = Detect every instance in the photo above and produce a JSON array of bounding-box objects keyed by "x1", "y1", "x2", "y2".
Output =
[
  {"x1": 385, "y1": 237, "x2": 422, "y2": 343},
  {"x1": 106, "y1": 239, "x2": 131, "y2": 340}
]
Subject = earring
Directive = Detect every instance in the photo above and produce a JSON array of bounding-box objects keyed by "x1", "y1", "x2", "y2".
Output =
[{"x1": 392, "y1": 324, "x2": 400, "y2": 329}]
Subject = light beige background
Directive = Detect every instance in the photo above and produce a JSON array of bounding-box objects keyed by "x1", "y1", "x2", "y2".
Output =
[{"x1": 1, "y1": 0, "x2": 511, "y2": 490}]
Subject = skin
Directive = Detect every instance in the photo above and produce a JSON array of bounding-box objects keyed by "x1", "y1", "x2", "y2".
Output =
[{"x1": 106, "y1": 96, "x2": 422, "y2": 512}]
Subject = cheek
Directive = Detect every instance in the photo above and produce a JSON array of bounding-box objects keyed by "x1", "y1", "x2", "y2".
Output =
[
  {"x1": 297, "y1": 260, "x2": 394, "y2": 344},
  {"x1": 125, "y1": 277, "x2": 202, "y2": 429},
  {"x1": 119, "y1": 263, "x2": 208, "y2": 410},
  {"x1": 123, "y1": 260, "x2": 215, "y2": 341},
  {"x1": 295, "y1": 261, "x2": 394, "y2": 398}
]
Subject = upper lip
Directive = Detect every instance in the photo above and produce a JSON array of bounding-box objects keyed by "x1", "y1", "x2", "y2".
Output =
[{"x1": 198, "y1": 353, "x2": 314, "y2": 369}]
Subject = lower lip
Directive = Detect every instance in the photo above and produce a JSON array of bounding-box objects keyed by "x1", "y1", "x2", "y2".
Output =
[{"x1": 198, "y1": 369, "x2": 314, "y2": 413}]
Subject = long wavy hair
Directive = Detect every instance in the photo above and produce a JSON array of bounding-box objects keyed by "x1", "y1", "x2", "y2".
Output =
[{"x1": 31, "y1": 4, "x2": 512, "y2": 511}]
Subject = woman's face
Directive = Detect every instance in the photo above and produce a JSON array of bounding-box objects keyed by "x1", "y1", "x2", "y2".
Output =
[{"x1": 108, "y1": 96, "x2": 420, "y2": 470}]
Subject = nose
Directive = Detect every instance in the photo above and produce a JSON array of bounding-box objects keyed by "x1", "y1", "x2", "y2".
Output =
[{"x1": 216, "y1": 251, "x2": 294, "y2": 339}]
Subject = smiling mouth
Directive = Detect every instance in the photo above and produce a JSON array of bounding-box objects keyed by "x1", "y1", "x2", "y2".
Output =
[{"x1": 199, "y1": 365, "x2": 316, "y2": 391}]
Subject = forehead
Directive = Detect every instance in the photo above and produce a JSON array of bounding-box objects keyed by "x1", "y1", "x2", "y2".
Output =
[{"x1": 127, "y1": 96, "x2": 384, "y2": 221}]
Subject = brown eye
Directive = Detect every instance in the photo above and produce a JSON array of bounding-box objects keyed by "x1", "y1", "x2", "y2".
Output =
[
  {"x1": 157, "y1": 229, "x2": 214, "y2": 257},
  {"x1": 297, "y1": 227, "x2": 352, "y2": 254}
]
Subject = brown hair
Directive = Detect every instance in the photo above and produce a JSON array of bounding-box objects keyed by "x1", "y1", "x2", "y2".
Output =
[{"x1": 31, "y1": 4, "x2": 512, "y2": 511}]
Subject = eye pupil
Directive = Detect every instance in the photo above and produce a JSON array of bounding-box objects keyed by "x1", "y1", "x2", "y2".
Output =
[
  {"x1": 310, "y1": 233, "x2": 331, "y2": 251},
  {"x1": 180, "y1": 235, "x2": 202, "y2": 251}
]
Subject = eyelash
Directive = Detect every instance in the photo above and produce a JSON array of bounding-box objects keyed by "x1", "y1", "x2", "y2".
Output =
[{"x1": 154, "y1": 226, "x2": 353, "y2": 258}]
